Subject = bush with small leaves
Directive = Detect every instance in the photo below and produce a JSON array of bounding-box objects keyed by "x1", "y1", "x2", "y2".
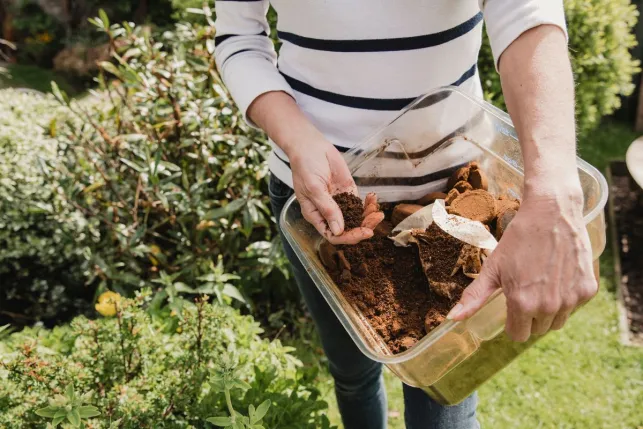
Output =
[
  {"x1": 48, "y1": 9, "x2": 295, "y2": 313},
  {"x1": 0, "y1": 89, "x2": 96, "y2": 327},
  {"x1": 0, "y1": 292, "x2": 334, "y2": 428},
  {"x1": 478, "y1": 0, "x2": 640, "y2": 136}
]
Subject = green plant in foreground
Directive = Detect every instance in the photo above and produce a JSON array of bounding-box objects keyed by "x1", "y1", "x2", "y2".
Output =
[
  {"x1": 0, "y1": 291, "x2": 333, "y2": 428},
  {"x1": 207, "y1": 354, "x2": 271, "y2": 429},
  {"x1": 35, "y1": 385, "x2": 100, "y2": 428}
]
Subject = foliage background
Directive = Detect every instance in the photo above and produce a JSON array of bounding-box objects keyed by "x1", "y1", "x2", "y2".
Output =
[{"x1": 478, "y1": 0, "x2": 640, "y2": 137}]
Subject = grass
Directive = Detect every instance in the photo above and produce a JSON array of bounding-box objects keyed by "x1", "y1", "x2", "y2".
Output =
[
  {"x1": 289, "y1": 121, "x2": 643, "y2": 428},
  {"x1": 0, "y1": 63, "x2": 79, "y2": 95}
]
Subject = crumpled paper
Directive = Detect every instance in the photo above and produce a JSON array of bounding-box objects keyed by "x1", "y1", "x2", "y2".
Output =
[{"x1": 390, "y1": 199, "x2": 498, "y2": 250}]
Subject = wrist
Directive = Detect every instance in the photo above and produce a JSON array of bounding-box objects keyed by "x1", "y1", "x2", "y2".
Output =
[
  {"x1": 281, "y1": 128, "x2": 330, "y2": 160},
  {"x1": 523, "y1": 173, "x2": 583, "y2": 210}
]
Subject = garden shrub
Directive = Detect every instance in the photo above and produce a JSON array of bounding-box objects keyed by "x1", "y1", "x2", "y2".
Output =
[
  {"x1": 50, "y1": 13, "x2": 293, "y2": 314},
  {"x1": 0, "y1": 292, "x2": 334, "y2": 428},
  {"x1": 0, "y1": 89, "x2": 95, "y2": 327},
  {"x1": 478, "y1": 0, "x2": 640, "y2": 136}
]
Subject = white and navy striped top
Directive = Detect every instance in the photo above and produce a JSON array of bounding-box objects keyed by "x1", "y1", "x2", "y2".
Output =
[{"x1": 214, "y1": 0, "x2": 567, "y2": 191}]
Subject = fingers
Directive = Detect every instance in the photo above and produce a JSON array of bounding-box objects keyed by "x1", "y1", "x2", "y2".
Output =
[
  {"x1": 328, "y1": 228, "x2": 374, "y2": 245},
  {"x1": 362, "y1": 212, "x2": 385, "y2": 230},
  {"x1": 308, "y1": 187, "x2": 344, "y2": 236},
  {"x1": 505, "y1": 306, "x2": 533, "y2": 342},
  {"x1": 531, "y1": 314, "x2": 555, "y2": 336},
  {"x1": 448, "y1": 264, "x2": 499, "y2": 321},
  {"x1": 300, "y1": 198, "x2": 331, "y2": 237},
  {"x1": 550, "y1": 311, "x2": 570, "y2": 331},
  {"x1": 363, "y1": 202, "x2": 379, "y2": 218},
  {"x1": 364, "y1": 193, "x2": 378, "y2": 210}
]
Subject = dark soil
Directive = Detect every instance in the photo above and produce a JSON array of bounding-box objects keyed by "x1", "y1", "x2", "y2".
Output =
[
  {"x1": 326, "y1": 223, "x2": 470, "y2": 354},
  {"x1": 334, "y1": 192, "x2": 364, "y2": 230},
  {"x1": 413, "y1": 224, "x2": 470, "y2": 302},
  {"x1": 610, "y1": 164, "x2": 643, "y2": 344}
]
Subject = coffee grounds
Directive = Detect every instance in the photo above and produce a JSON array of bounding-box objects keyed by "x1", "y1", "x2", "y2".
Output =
[
  {"x1": 333, "y1": 234, "x2": 439, "y2": 353},
  {"x1": 413, "y1": 223, "x2": 471, "y2": 303},
  {"x1": 327, "y1": 222, "x2": 472, "y2": 354},
  {"x1": 334, "y1": 192, "x2": 364, "y2": 230},
  {"x1": 448, "y1": 190, "x2": 496, "y2": 224}
]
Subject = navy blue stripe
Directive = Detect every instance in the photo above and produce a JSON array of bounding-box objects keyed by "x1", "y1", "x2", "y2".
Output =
[
  {"x1": 281, "y1": 64, "x2": 476, "y2": 111},
  {"x1": 451, "y1": 63, "x2": 477, "y2": 86},
  {"x1": 273, "y1": 150, "x2": 461, "y2": 187},
  {"x1": 215, "y1": 31, "x2": 267, "y2": 46},
  {"x1": 354, "y1": 164, "x2": 460, "y2": 187},
  {"x1": 278, "y1": 13, "x2": 482, "y2": 53},
  {"x1": 221, "y1": 49, "x2": 253, "y2": 67}
]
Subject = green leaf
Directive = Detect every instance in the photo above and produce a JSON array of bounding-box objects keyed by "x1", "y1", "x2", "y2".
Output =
[
  {"x1": 65, "y1": 385, "x2": 75, "y2": 401},
  {"x1": 83, "y1": 181, "x2": 105, "y2": 194},
  {"x1": 98, "y1": 9, "x2": 110, "y2": 28},
  {"x1": 120, "y1": 133, "x2": 147, "y2": 142},
  {"x1": 35, "y1": 406, "x2": 60, "y2": 418},
  {"x1": 99, "y1": 62, "x2": 122, "y2": 79},
  {"x1": 159, "y1": 161, "x2": 182, "y2": 172},
  {"x1": 209, "y1": 376, "x2": 226, "y2": 392},
  {"x1": 120, "y1": 158, "x2": 146, "y2": 172},
  {"x1": 217, "y1": 162, "x2": 240, "y2": 191},
  {"x1": 67, "y1": 409, "x2": 81, "y2": 427},
  {"x1": 252, "y1": 400, "x2": 271, "y2": 423},
  {"x1": 228, "y1": 379, "x2": 252, "y2": 391},
  {"x1": 174, "y1": 282, "x2": 198, "y2": 293},
  {"x1": 52, "y1": 414, "x2": 66, "y2": 427},
  {"x1": 186, "y1": 7, "x2": 206, "y2": 15},
  {"x1": 87, "y1": 17, "x2": 102, "y2": 28},
  {"x1": 221, "y1": 284, "x2": 245, "y2": 303},
  {"x1": 204, "y1": 199, "x2": 246, "y2": 220},
  {"x1": 78, "y1": 406, "x2": 100, "y2": 418},
  {"x1": 206, "y1": 416, "x2": 233, "y2": 426},
  {"x1": 50, "y1": 81, "x2": 69, "y2": 105}
]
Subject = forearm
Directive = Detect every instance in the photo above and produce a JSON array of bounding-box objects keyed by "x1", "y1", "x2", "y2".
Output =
[
  {"x1": 248, "y1": 91, "x2": 328, "y2": 158},
  {"x1": 498, "y1": 25, "x2": 581, "y2": 201}
]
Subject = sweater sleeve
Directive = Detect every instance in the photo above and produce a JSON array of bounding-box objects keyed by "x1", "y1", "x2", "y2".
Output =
[
  {"x1": 479, "y1": 0, "x2": 568, "y2": 70},
  {"x1": 214, "y1": 0, "x2": 294, "y2": 125}
]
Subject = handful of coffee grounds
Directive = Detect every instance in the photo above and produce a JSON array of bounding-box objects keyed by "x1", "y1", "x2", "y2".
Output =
[{"x1": 333, "y1": 192, "x2": 364, "y2": 230}]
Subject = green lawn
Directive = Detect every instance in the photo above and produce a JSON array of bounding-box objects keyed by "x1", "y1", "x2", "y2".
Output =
[
  {"x1": 290, "y1": 121, "x2": 643, "y2": 428},
  {"x1": 0, "y1": 63, "x2": 79, "y2": 95}
]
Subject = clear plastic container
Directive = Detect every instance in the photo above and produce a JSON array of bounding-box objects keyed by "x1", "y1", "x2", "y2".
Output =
[{"x1": 279, "y1": 87, "x2": 608, "y2": 405}]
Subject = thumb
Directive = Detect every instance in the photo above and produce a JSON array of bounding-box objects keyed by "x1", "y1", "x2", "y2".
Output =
[{"x1": 447, "y1": 263, "x2": 499, "y2": 321}]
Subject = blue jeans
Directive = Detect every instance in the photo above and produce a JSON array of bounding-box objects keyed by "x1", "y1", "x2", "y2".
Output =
[{"x1": 269, "y1": 175, "x2": 479, "y2": 429}]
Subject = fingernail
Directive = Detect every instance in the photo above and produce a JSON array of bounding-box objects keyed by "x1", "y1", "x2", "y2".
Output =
[
  {"x1": 446, "y1": 304, "x2": 464, "y2": 320},
  {"x1": 329, "y1": 221, "x2": 341, "y2": 236}
]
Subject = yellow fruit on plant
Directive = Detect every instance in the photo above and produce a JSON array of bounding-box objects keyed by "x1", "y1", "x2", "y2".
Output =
[{"x1": 95, "y1": 291, "x2": 121, "y2": 317}]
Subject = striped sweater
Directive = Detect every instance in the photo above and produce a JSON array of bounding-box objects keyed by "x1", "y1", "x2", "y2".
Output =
[{"x1": 214, "y1": 0, "x2": 567, "y2": 191}]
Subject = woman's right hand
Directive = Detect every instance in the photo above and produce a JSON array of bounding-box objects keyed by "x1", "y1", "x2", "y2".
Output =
[
  {"x1": 288, "y1": 137, "x2": 383, "y2": 245},
  {"x1": 247, "y1": 91, "x2": 382, "y2": 244}
]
